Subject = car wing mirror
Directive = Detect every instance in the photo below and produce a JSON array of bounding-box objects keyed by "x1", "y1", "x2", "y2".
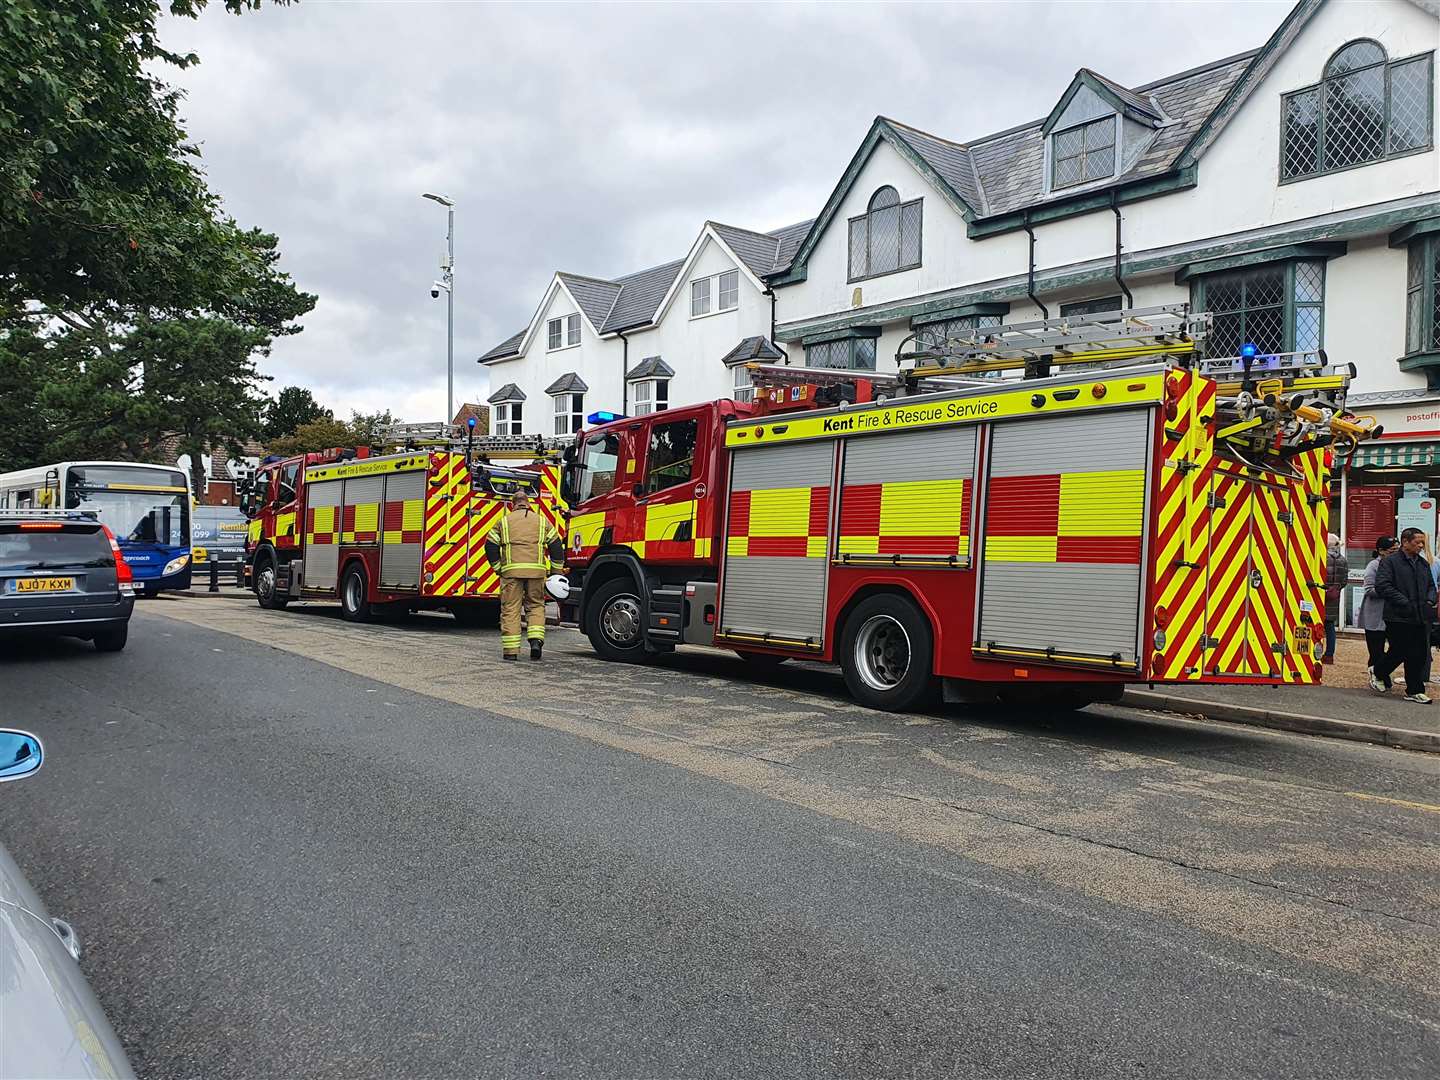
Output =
[{"x1": 0, "y1": 730, "x2": 44, "y2": 783}]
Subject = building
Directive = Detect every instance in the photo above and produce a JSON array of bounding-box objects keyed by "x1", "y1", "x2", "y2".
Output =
[
  {"x1": 478, "y1": 0, "x2": 1438, "y2": 585},
  {"x1": 764, "y1": 0, "x2": 1437, "y2": 587},
  {"x1": 477, "y1": 219, "x2": 809, "y2": 436}
]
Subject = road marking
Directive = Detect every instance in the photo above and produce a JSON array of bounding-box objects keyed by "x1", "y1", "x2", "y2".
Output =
[{"x1": 1345, "y1": 791, "x2": 1440, "y2": 815}]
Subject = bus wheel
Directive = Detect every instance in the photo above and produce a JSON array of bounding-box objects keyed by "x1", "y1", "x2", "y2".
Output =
[
  {"x1": 340, "y1": 563, "x2": 372, "y2": 623},
  {"x1": 586, "y1": 577, "x2": 651, "y2": 664},
  {"x1": 254, "y1": 553, "x2": 289, "y2": 610},
  {"x1": 840, "y1": 594, "x2": 936, "y2": 712}
]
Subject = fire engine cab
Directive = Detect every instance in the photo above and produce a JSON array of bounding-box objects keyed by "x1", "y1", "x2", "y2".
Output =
[
  {"x1": 559, "y1": 305, "x2": 1379, "y2": 711},
  {"x1": 242, "y1": 428, "x2": 566, "y2": 623}
]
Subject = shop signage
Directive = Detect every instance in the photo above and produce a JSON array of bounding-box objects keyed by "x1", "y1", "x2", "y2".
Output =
[{"x1": 1345, "y1": 486, "x2": 1395, "y2": 549}]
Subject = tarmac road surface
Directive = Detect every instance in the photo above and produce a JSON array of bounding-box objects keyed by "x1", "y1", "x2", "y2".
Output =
[{"x1": 2, "y1": 596, "x2": 1437, "y2": 1079}]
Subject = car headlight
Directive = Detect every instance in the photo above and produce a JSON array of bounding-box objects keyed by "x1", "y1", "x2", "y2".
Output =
[{"x1": 163, "y1": 554, "x2": 191, "y2": 575}]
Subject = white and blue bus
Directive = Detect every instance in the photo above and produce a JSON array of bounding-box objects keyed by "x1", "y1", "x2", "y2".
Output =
[{"x1": 0, "y1": 461, "x2": 193, "y2": 595}]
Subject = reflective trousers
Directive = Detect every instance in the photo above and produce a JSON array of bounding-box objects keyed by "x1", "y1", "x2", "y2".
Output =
[{"x1": 500, "y1": 576, "x2": 546, "y2": 656}]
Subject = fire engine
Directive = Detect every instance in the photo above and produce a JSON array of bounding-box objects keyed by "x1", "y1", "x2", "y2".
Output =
[
  {"x1": 558, "y1": 305, "x2": 1380, "y2": 711},
  {"x1": 241, "y1": 427, "x2": 566, "y2": 623}
]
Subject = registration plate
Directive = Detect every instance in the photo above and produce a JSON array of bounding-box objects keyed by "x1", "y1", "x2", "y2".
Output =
[{"x1": 14, "y1": 577, "x2": 76, "y2": 593}]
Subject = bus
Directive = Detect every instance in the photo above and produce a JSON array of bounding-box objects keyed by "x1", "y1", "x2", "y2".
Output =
[{"x1": 0, "y1": 461, "x2": 193, "y2": 596}]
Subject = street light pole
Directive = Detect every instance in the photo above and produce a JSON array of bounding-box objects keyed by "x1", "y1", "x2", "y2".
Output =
[{"x1": 423, "y1": 192, "x2": 455, "y2": 424}]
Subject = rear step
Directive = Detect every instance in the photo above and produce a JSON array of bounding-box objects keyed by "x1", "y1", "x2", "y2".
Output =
[{"x1": 648, "y1": 586, "x2": 684, "y2": 641}]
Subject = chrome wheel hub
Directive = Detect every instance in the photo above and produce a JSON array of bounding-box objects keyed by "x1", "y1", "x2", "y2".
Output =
[
  {"x1": 854, "y1": 614, "x2": 911, "y2": 691},
  {"x1": 601, "y1": 595, "x2": 642, "y2": 647}
]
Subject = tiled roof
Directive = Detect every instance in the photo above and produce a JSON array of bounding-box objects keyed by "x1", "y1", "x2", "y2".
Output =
[
  {"x1": 1083, "y1": 68, "x2": 1165, "y2": 122},
  {"x1": 884, "y1": 120, "x2": 984, "y2": 214},
  {"x1": 626, "y1": 356, "x2": 675, "y2": 380},
  {"x1": 544, "y1": 372, "x2": 589, "y2": 395},
  {"x1": 477, "y1": 219, "x2": 815, "y2": 361},
  {"x1": 487, "y1": 383, "x2": 525, "y2": 403},
  {"x1": 557, "y1": 273, "x2": 622, "y2": 328},
  {"x1": 719, "y1": 336, "x2": 786, "y2": 366},
  {"x1": 478, "y1": 330, "x2": 524, "y2": 363}
]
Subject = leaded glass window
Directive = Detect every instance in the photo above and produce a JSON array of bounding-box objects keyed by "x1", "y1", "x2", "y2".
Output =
[
  {"x1": 805, "y1": 336, "x2": 878, "y2": 370},
  {"x1": 1059, "y1": 296, "x2": 1123, "y2": 318},
  {"x1": 1192, "y1": 261, "x2": 1326, "y2": 359},
  {"x1": 1281, "y1": 42, "x2": 1433, "y2": 181},
  {"x1": 1407, "y1": 236, "x2": 1440, "y2": 355},
  {"x1": 914, "y1": 314, "x2": 1003, "y2": 352},
  {"x1": 1051, "y1": 116, "x2": 1116, "y2": 189},
  {"x1": 847, "y1": 187, "x2": 922, "y2": 280}
]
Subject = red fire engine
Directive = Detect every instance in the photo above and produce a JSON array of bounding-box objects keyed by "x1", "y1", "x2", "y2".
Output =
[
  {"x1": 242, "y1": 430, "x2": 566, "y2": 623},
  {"x1": 558, "y1": 306, "x2": 1379, "y2": 711}
]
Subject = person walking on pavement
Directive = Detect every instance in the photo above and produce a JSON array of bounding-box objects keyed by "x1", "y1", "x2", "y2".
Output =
[
  {"x1": 484, "y1": 488, "x2": 564, "y2": 662},
  {"x1": 1322, "y1": 533, "x2": 1348, "y2": 664},
  {"x1": 1361, "y1": 536, "x2": 1398, "y2": 681},
  {"x1": 1370, "y1": 527, "x2": 1437, "y2": 703}
]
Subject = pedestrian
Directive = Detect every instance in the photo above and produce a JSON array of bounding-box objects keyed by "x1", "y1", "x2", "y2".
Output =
[
  {"x1": 1360, "y1": 536, "x2": 1398, "y2": 681},
  {"x1": 1370, "y1": 527, "x2": 1438, "y2": 703},
  {"x1": 484, "y1": 488, "x2": 564, "y2": 662},
  {"x1": 1322, "y1": 533, "x2": 1348, "y2": 664}
]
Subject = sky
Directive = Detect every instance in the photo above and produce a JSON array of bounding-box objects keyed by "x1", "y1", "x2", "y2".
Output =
[{"x1": 161, "y1": 0, "x2": 1292, "y2": 424}]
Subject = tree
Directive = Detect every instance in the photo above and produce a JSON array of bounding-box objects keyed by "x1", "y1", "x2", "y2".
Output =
[
  {"x1": 267, "y1": 419, "x2": 360, "y2": 458},
  {"x1": 266, "y1": 387, "x2": 332, "y2": 440},
  {"x1": 0, "y1": 0, "x2": 314, "y2": 473},
  {"x1": 348, "y1": 409, "x2": 395, "y2": 451}
]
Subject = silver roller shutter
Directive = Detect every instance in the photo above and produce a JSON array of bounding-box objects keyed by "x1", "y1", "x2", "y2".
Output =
[
  {"x1": 720, "y1": 440, "x2": 833, "y2": 646},
  {"x1": 977, "y1": 407, "x2": 1152, "y2": 667},
  {"x1": 303, "y1": 479, "x2": 344, "y2": 590},
  {"x1": 840, "y1": 426, "x2": 977, "y2": 563},
  {"x1": 379, "y1": 469, "x2": 427, "y2": 589},
  {"x1": 342, "y1": 475, "x2": 385, "y2": 544}
]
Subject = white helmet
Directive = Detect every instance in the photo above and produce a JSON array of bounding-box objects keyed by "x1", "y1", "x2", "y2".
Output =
[{"x1": 544, "y1": 574, "x2": 570, "y2": 601}]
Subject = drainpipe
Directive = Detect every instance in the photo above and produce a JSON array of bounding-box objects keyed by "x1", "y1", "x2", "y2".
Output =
[
  {"x1": 1022, "y1": 212, "x2": 1049, "y2": 319},
  {"x1": 1111, "y1": 193, "x2": 1134, "y2": 309},
  {"x1": 617, "y1": 329, "x2": 629, "y2": 414},
  {"x1": 764, "y1": 286, "x2": 777, "y2": 345}
]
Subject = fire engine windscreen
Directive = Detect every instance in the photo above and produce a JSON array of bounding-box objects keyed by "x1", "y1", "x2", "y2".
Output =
[{"x1": 577, "y1": 433, "x2": 620, "y2": 502}]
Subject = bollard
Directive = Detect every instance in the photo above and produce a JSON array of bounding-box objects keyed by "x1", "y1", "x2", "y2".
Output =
[
  {"x1": 235, "y1": 562, "x2": 245, "y2": 589},
  {"x1": 208, "y1": 555, "x2": 220, "y2": 593}
]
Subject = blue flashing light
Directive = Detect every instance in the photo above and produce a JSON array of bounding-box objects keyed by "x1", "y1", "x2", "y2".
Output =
[
  {"x1": 466, "y1": 416, "x2": 477, "y2": 428},
  {"x1": 1240, "y1": 342, "x2": 1259, "y2": 359},
  {"x1": 586, "y1": 410, "x2": 626, "y2": 425}
]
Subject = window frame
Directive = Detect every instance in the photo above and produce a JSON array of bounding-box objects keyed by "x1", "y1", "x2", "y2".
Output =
[
  {"x1": 631, "y1": 378, "x2": 669, "y2": 416},
  {"x1": 1279, "y1": 44, "x2": 1434, "y2": 184},
  {"x1": 1058, "y1": 296, "x2": 1123, "y2": 318},
  {"x1": 552, "y1": 392, "x2": 585, "y2": 436},
  {"x1": 804, "y1": 335, "x2": 879, "y2": 371},
  {"x1": 546, "y1": 318, "x2": 563, "y2": 351},
  {"x1": 1190, "y1": 259, "x2": 1326, "y2": 359},
  {"x1": 688, "y1": 269, "x2": 741, "y2": 320},
  {"x1": 566, "y1": 312, "x2": 581, "y2": 347},
  {"x1": 643, "y1": 416, "x2": 699, "y2": 496},
  {"x1": 494, "y1": 400, "x2": 524, "y2": 436},
  {"x1": 690, "y1": 277, "x2": 711, "y2": 318},
  {"x1": 847, "y1": 188, "x2": 923, "y2": 283},
  {"x1": 717, "y1": 269, "x2": 739, "y2": 312},
  {"x1": 1406, "y1": 234, "x2": 1440, "y2": 357},
  {"x1": 731, "y1": 363, "x2": 754, "y2": 403},
  {"x1": 1049, "y1": 114, "x2": 1119, "y2": 191}
]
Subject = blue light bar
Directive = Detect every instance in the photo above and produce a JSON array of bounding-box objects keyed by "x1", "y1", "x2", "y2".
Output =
[
  {"x1": 587, "y1": 411, "x2": 626, "y2": 425},
  {"x1": 466, "y1": 416, "x2": 477, "y2": 428},
  {"x1": 1240, "y1": 342, "x2": 1259, "y2": 359}
]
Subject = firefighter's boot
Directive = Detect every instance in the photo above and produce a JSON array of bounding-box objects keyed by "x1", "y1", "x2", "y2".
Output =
[{"x1": 530, "y1": 639, "x2": 543, "y2": 662}]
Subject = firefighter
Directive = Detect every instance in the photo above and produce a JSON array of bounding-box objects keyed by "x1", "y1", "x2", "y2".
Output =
[{"x1": 484, "y1": 487, "x2": 564, "y2": 661}]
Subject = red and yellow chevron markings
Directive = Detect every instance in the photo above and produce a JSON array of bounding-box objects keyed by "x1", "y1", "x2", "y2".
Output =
[
  {"x1": 423, "y1": 452, "x2": 473, "y2": 598},
  {"x1": 1285, "y1": 447, "x2": 1329, "y2": 685},
  {"x1": 1151, "y1": 369, "x2": 1214, "y2": 681}
]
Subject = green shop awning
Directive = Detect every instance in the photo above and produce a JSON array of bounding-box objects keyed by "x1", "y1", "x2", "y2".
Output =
[{"x1": 1350, "y1": 442, "x2": 1440, "y2": 468}]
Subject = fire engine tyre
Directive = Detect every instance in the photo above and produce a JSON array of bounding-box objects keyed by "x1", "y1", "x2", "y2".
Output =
[
  {"x1": 253, "y1": 553, "x2": 289, "y2": 610},
  {"x1": 586, "y1": 577, "x2": 651, "y2": 664},
  {"x1": 840, "y1": 594, "x2": 937, "y2": 713},
  {"x1": 340, "y1": 563, "x2": 372, "y2": 623}
]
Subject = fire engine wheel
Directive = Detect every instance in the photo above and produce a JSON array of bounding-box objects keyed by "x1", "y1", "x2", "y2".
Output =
[
  {"x1": 340, "y1": 563, "x2": 372, "y2": 623},
  {"x1": 840, "y1": 594, "x2": 936, "y2": 713},
  {"x1": 254, "y1": 554, "x2": 288, "y2": 610},
  {"x1": 587, "y1": 577, "x2": 651, "y2": 664}
]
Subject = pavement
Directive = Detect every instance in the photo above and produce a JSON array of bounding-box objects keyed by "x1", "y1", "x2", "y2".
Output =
[
  {"x1": 1126, "y1": 636, "x2": 1440, "y2": 754},
  {"x1": 1, "y1": 595, "x2": 1437, "y2": 1079}
]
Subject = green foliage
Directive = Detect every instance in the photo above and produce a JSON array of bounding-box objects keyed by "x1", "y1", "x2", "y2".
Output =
[
  {"x1": 267, "y1": 418, "x2": 360, "y2": 457},
  {"x1": 265, "y1": 386, "x2": 333, "y2": 440},
  {"x1": 348, "y1": 409, "x2": 395, "y2": 451},
  {"x1": 0, "y1": 0, "x2": 315, "y2": 475}
]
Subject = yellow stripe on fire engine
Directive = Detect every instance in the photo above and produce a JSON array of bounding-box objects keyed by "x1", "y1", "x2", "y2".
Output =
[
  {"x1": 276, "y1": 511, "x2": 298, "y2": 539},
  {"x1": 985, "y1": 536, "x2": 1059, "y2": 563},
  {"x1": 1058, "y1": 471, "x2": 1144, "y2": 535},
  {"x1": 747, "y1": 487, "x2": 811, "y2": 536},
  {"x1": 877, "y1": 478, "x2": 964, "y2": 535},
  {"x1": 645, "y1": 501, "x2": 694, "y2": 542},
  {"x1": 306, "y1": 454, "x2": 429, "y2": 483},
  {"x1": 725, "y1": 373, "x2": 1165, "y2": 448},
  {"x1": 568, "y1": 511, "x2": 607, "y2": 550}
]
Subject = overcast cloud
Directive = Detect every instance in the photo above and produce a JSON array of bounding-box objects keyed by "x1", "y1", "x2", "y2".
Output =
[{"x1": 161, "y1": 0, "x2": 1290, "y2": 423}]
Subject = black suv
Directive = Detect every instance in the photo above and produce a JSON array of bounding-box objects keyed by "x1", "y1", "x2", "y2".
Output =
[{"x1": 0, "y1": 513, "x2": 136, "y2": 652}]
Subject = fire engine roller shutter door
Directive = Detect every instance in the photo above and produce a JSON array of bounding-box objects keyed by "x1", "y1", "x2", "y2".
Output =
[
  {"x1": 720, "y1": 440, "x2": 833, "y2": 646},
  {"x1": 379, "y1": 468, "x2": 426, "y2": 589},
  {"x1": 304, "y1": 479, "x2": 344, "y2": 590},
  {"x1": 839, "y1": 426, "x2": 977, "y2": 561},
  {"x1": 977, "y1": 407, "x2": 1152, "y2": 666}
]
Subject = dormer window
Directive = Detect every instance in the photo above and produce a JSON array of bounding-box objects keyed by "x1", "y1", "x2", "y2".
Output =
[
  {"x1": 847, "y1": 186, "x2": 921, "y2": 282},
  {"x1": 1281, "y1": 40, "x2": 1433, "y2": 182},
  {"x1": 1051, "y1": 116, "x2": 1116, "y2": 189}
]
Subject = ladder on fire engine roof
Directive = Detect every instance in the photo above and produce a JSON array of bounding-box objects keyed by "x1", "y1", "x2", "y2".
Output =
[{"x1": 379, "y1": 422, "x2": 569, "y2": 459}]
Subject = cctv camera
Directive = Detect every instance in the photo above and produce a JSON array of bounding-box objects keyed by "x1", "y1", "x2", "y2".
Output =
[{"x1": 430, "y1": 286, "x2": 440, "y2": 299}]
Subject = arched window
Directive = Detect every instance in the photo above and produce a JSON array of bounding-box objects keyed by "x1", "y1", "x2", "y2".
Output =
[
  {"x1": 848, "y1": 186, "x2": 921, "y2": 280},
  {"x1": 1281, "y1": 38, "x2": 1432, "y2": 180}
]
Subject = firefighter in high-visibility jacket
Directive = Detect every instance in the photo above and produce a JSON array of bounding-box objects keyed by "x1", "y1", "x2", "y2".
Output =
[{"x1": 484, "y1": 489, "x2": 564, "y2": 661}]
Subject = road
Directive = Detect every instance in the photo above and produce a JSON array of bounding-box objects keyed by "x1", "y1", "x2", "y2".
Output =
[{"x1": 2, "y1": 596, "x2": 1438, "y2": 1079}]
